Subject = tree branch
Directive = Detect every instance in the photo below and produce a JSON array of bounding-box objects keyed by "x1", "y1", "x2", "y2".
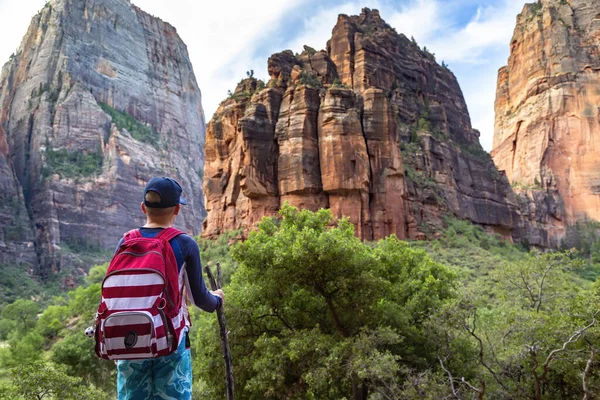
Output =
[
  {"x1": 518, "y1": 269, "x2": 537, "y2": 308},
  {"x1": 438, "y1": 355, "x2": 459, "y2": 399},
  {"x1": 542, "y1": 311, "x2": 599, "y2": 380},
  {"x1": 535, "y1": 263, "x2": 555, "y2": 313},
  {"x1": 465, "y1": 311, "x2": 510, "y2": 392},
  {"x1": 582, "y1": 345, "x2": 596, "y2": 400},
  {"x1": 314, "y1": 282, "x2": 348, "y2": 337}
]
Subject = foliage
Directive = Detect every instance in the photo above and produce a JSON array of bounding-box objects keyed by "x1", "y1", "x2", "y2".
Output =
[
  {"x1": 4, "y1": 362, "x2": 109, "y2": 400},
  {"x1": 4, "y1": 208, "x2": 600, "y2": 399},
  {"x1": 433, "y1": 251, "x2": 598, "y2": 399},
  {"x1": 227, "y1": 77, "x2": 266, "y2": 102},
  {"x1": 85, "y1": 264, "x2": 108, "y2": 285},
  {"x1": 99, "y1": 103, "x2": 160, "y2": 145},
  {"x1": 43, "y1": 147, "x2": 103, "y2": 179},
  {"x1": 51, "y1": 332, "x2": 116, "y2": 391},
  {"x1": 194, "y1": 205, "x2": 457, "y2": 398},
  {"x1": 0, "y1": 265, "x2": 43, "y2": 307},
  {"x1": 36, "y1": 304, "x2": 69, "y2": 340},
  {"x1": 2, "y1": 299, "x2": 39, "y2": 333},
  {"x1": 403, "y1": 165, "x2": 444, "y2": 206},
  {"x1": 511, "y1": 179, "x2": 543, "y2": 191},
  {"x1": 298, "y1": 71, "x2": 322, "y2": 88},
  {"x1": 195, "y1": 230, "x2": 241, "y2": 286},
  {"x1": 61, "y1": 236, "x2": 105, "y2": 254},
  {"x1": 331, "y1": 78, "x2": 349, "y2": 88},
  {"x1": 456, "y1": 141, "x2": 492, "y2": 162},
  {"x1": 0, "y1": 278, "x2": 111, "y2": 396},
  {"x1": 422, "y1": 46, "x2": 436, "y2": 61}
]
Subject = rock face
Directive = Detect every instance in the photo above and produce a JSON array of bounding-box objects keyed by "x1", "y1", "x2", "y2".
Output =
[
  {"x1": 0, "y1": 0, "x2": 206, "y2": 276},
  {"x1": 493, "y1": 0, "x2": 600, "y2": 224},
  {"x1": 204, "y1": 8, "x2": 564, "y2": 245}
]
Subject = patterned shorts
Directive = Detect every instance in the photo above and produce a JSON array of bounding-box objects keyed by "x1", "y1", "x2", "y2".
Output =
[{"x1": 117, "y1": 334, "x2": 191, "y2": 400}]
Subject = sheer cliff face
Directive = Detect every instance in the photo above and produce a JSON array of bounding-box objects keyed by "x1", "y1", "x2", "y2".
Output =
[
  {"x1": 204, "y1": 9, "x2": 561, "y2": 244},
  {"x1": 0, "y1": 0, "x2": 205, "y2": 275},
  {"x1": 493, "y1": 0, "x2": 600, "y2": 223}
]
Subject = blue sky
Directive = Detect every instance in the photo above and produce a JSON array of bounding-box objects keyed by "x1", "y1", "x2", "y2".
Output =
[{"x1": 0, "y1": 0, "x2": 530, "y2": 150}]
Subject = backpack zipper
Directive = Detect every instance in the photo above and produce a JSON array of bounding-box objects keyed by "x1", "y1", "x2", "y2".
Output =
[{"x1": 157, "y1": 308, "x2": 174, "y2": 351}]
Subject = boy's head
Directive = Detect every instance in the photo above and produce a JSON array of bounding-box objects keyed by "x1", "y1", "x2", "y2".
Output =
[{"x1": 141, "y1": 177, "x2": 187, "y2": 221}]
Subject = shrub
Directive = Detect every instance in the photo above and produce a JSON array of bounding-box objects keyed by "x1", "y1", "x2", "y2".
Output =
[{"x1": 298, "y1": 71, "x2": 322, "y2": 88}]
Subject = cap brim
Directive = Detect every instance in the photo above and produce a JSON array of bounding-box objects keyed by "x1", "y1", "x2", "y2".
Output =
[{"x1": 179, "y1": 197, "x2": 188, "y2": 205}]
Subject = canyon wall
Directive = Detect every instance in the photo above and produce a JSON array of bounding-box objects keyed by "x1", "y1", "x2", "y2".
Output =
[
  {"x1": 204, "y1": 8, "x2": 564, "y2": 246},
  {"x1": 493, "y1": 0, "x2": 600, "y2": 224},
  {"x1": 0, "y1": 0, "x2": 206, "y2": 276}
]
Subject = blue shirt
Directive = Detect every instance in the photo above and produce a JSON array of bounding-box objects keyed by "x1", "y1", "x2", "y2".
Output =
[{"x1": 115, "y1": 228, "x2": 221, "y2": 312}]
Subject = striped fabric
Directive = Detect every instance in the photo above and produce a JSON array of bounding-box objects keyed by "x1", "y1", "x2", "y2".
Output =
[{"x1": 95, "y1": 228, "x2": 186, "y2": 360}]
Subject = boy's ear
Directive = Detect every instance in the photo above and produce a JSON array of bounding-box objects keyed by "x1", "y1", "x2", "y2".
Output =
[
  {"x1": 174, "y1": 204, "x2": 181, "y2": 216},
  {"x1": 141, "y1": 202, "x2": 147, "y2": 215}
]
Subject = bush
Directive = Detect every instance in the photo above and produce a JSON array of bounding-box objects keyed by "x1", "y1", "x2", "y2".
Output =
[{"x1": 298, "y1": 71, "x2": 322, "y2": 88}]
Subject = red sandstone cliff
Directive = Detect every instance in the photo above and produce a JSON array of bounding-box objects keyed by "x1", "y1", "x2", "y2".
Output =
[
  {"x1": 492, "y1": 0, "x2": 600, "y2": 224},
  {"x1": 204, "y1": 8, "x2": 564, "y2": 246}
]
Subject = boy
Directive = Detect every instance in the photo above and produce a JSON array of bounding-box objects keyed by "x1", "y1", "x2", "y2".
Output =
[{"x1": 115, "y1": 177, "x2": 224, "y2": 400}]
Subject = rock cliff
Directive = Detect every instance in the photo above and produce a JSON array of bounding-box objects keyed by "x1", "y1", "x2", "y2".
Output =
[
  {"x1": 492, "y1": 0, "x2": 600, "y2": 224},
  {"x1": 0, "y1": 0, "x2": 206, "y2": 277},
  {"x1": 204, "y1": 8, "x2": 563, "y2": 245}
]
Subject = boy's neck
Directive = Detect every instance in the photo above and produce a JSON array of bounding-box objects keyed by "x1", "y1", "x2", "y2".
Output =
[{"x1": 143, "y1": 219, "x2": 173, "y2": 229}]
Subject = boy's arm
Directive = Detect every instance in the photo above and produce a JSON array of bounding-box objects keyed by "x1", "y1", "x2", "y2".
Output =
[
  {"x1": 180, "y1": 236, "x2": 223, "y2": 312},
  {"x1": 114, "y1": 238, "x2": 124, "y2": 254}
]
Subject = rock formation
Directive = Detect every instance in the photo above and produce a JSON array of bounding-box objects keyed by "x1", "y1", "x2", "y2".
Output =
[
  {"x1": 493, "y1": 0, "x2": 600, "y2": 224},
  {"x1": 0, "y1": 0, "x2": 206, "y2": 277},
  {"x1": 204, "y1": 8, "x2": 564, "y2": 246}
]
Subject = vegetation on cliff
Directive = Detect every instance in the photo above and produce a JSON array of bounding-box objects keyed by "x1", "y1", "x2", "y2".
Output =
[{"x1": 98, "y1": 103, "x2": 160, "y2": 146}]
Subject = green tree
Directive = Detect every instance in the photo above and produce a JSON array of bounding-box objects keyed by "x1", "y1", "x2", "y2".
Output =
[
  {"x1": 435, "y1": 250, "x2": 599, "y2": 399},
  {"x1": 52, "y1": 332, "x2": 116, "y2": 392},
  {"x1": 194, "y1": 205, "x2": 456, "y2": 399},
  {"x1": 85, "y1": 264, "x2": 108, "y2": 285},
  {"x1": 0, "y1": 318, "x2": 16, "y2": 340},
  {"x1": 2, "y1": 331, "x2": 44, "y2": 368},
  {"x1": 2, "y1": 299, "x2": 39, "y2": 333},
  {"x1": 7, "y1": 362, "x2": 109, "y2": 400},
  {"x1": 36, "y1": 304, "x2": 68, "y2": 340}
]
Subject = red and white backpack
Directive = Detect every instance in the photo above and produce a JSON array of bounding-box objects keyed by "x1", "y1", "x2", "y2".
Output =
[{"x1": 94, "y1": 227, "x2": 186, "y2": 360}]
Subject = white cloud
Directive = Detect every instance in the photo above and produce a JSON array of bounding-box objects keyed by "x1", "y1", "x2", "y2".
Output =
[
  {"x1": 0, "y1": 0, "x2": 47, "y2": 69},
  {"x1": 132, "y1": 0, "x2": 310, "y2": 120},
  {"x1": 0, "y1": 0, "x2": 528, "y2": 151}
]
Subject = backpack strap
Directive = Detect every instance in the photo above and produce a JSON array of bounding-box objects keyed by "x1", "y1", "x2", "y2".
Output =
[
  {"x1": 154, "y1": 227, "x2": 183, "y2": 243},
  {"x1": 123, "y1": 229, "x2": 142, "y2": 242}
]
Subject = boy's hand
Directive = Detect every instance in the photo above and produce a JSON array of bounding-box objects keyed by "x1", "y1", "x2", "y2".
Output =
[{"x1": 211, "y1": 289, "x2": 225, "y2": 305}]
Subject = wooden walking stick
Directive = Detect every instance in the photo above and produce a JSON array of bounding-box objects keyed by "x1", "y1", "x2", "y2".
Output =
[{"x1": 205, "y1": 261, "x2": 234, "y2": 400}]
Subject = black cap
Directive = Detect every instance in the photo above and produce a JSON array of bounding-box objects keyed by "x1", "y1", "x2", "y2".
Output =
[{"x1": 143, "y1": 177, "x2": 188, "y2": 208}]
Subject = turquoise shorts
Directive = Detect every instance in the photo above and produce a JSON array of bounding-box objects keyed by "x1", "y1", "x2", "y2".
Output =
[{"x1": 117, "y1": 333, "x2": 191, "y2": 400}]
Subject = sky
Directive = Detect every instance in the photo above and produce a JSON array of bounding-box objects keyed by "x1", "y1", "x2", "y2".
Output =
[{"x1": 0, "y1": 0, "x2": 529, "y2": 151}]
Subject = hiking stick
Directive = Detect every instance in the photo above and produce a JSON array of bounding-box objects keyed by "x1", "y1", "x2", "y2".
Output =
[{"x1": 205, "y1": 262, "x2": 234, "y2": 400}]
